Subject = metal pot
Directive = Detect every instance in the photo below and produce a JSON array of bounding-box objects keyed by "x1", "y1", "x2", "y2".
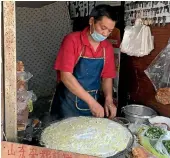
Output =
[{"x1": 121, "y1": 104, "x2": 157, "y2": 124}]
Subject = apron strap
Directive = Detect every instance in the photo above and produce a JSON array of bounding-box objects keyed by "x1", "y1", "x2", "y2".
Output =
[
  {"x1": 101, "y1": 47, "x2": 106, "y2": 75},
  {"x1": 75, "y1": 46, "x2": 85, "y2": 65},
  {"x1": 76, "y1": 46, "x2": 106, "y2": 71},
  {"x1": 103, "y1": 47, "x2": 106, "y2": 65}
]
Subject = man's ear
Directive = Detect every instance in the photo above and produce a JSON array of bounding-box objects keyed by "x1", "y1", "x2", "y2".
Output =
[{"x1": 89, "y1": 17, "x2": 94, "y2": 26}]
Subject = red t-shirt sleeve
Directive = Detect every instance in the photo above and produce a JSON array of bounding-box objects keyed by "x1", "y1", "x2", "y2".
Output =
[
  {"x1": 54, "y1": 34, "x2": 76, "y2": 73},
  {"x1": 101, "y1": 44, "x2": 116, "y2": 78}
]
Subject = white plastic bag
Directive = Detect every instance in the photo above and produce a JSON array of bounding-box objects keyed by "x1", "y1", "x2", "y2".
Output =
[
  {"x1": 155, "y1": 131, "x2": 170, "y2": 157},
  {"x1": 120, "y1": 19, "x2": 154, "y2": 57}
]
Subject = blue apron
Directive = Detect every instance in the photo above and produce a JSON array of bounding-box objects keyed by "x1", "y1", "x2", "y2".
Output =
[{"x1": 50, "y1": 45, "x2": 105, "y2": 119}]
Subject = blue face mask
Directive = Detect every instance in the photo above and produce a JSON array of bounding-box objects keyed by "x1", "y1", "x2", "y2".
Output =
[{"x1": 91, "y1": 29, "x2": 107, "y2": 42}]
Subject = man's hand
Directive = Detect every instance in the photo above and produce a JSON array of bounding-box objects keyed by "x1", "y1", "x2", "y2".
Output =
[
  {"x1": 104, "y1": 97, "x2": 117, "y2": 119},
  {"x1": 88, "y1": 100, "x2": 104, "y2": 118}
]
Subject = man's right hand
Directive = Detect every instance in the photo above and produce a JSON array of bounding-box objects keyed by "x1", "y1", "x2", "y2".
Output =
[{"x1": 89, "y1": 101, "x2": 104, "y2": 118}]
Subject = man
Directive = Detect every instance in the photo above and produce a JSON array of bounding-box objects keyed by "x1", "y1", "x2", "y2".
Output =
[{"x1": 50, "y1": 5, "x2": 117, "y2": 119}]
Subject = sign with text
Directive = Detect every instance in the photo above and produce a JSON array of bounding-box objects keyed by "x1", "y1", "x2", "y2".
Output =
[
  {"x1": 1, "y1": 141, "x2": 96, "y2": 158},
  {"x1": 68, "y1": 1, "x2": 96, "y2": 19}
]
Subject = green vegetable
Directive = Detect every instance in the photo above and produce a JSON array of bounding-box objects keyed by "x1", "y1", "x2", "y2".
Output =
[
  {"x1": 163, "y1": 140, "x2": 170, "y2": 154},
  {"x1": 139, "y1": 135, "x2": 169, "y2": 158},
  {"x1": 28, "y1": 99, "x2": 33, "y2": 112},
  {"x1": 145, "y1": 127, "x2": 165, "y2": 139}
]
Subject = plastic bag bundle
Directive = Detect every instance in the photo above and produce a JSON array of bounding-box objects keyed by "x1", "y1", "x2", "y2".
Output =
[
  {"x1": 17, "y1": 71, "x2": 33, "y2": 91},
  {"x1": 120, "y1": 18, "x2": 154, "y2": 57},
  {"x1": 138, "y1": 125, "x2": 170, "y2": 158},
  {"x1": 16, "y1": 61, "x2": 37, "y2": 126},
  {"x1": 17, "y1": 90, "x2": 37, "y2": 125},
  {"x1": 17, "y1": 90, "x2": 37, "y2": 114},
  {"x1": 17, "y1": 107, "x2": 29, "y2": 124},
  {"x1": 155, "y1": 131, "x2": 170, "y2": 157},
  {"x1": 144, "y1": 39, "x2": 170, "y2": 105}
]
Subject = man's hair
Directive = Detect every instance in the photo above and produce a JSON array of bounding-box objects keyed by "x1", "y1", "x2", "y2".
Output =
[{"x1": 90, "y1": 4, "x2": 117, "y2": 22}]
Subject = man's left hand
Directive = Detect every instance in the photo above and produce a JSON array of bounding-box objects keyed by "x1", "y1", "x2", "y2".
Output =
[{"x1": 104, "y1": 98, "x2": 117, "y2": 119}]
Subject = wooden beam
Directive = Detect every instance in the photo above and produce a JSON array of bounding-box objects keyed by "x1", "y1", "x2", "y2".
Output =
[
  {"x1": 3, "y1": 1, "x2": 17, "y2": 141},
  {"x1": 15, "y1": 1, "x2": 56, "y2": 8},
  {"x1": 1, "y1": 1, "x2": 5, "y2": 141}
]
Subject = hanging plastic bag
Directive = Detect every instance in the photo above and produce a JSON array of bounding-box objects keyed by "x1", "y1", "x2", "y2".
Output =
[
  {"x1": 17, "y1": 90, "x2": 37, "y2": 125},
  {"x1": 144, "y1": 39, "x2": 170, "y2": 105},
  {"x1": 16, "y1": 61, "x2": 37, "y2": 127},
  {"x1": 120, "y1": 18, "x2": 154, "y2": 57},
  {"x1": 17, "y1": 71, "x2": 33, "y2": 91},
  {"x1": 17, "y1": 71, "x2": 33, "y2": 82},
  {"x1": 144, "y1": 39, "x2": 170, "y2": 90},
  {"x1": 17, "y1": 90, "x2": 37, "y2": 114},
  {"x1": 17, "y1": 107, "x2": 29, "y2": 125}
]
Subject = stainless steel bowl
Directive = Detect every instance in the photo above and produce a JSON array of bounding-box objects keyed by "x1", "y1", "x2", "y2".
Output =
[{"x1": 121, "y1": 104, "x2": 157, "y2": 124}]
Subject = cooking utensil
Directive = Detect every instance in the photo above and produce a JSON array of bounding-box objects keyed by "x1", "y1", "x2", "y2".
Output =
[{"x1": 121, "y1": 104, "x2": 157, "y2": 124}]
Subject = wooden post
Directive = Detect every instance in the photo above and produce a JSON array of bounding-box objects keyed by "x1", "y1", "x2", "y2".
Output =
[
  {"x1": 3, "y1": 1, "x2": 17, "y2": 141},
  {"x1": 1, "y1": 1, "x2": 5, "y2": 141}
]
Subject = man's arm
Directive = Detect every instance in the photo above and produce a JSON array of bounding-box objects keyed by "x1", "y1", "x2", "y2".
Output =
[
  {"x1": 60, "y1": 71, "x2": 104, "y2": 117},
  {"x1": 102, "y1": 78, "x2": 113, "y2": 100},
  {"x1": 102, "y1": 78, "x2": 117, "y2": 119},
  {"x1": 101, "y1": 43, "x2": 117, "y2": 119}
]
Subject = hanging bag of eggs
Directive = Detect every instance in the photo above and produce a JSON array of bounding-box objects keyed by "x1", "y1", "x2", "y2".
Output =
[{"x1": 120, "y1": 18, "x2": 154, "y2": 57}]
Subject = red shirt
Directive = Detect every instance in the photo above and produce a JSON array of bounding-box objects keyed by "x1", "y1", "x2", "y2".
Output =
[{"x1": 54, "y1": 27, "x2": 116, "y2": 80}]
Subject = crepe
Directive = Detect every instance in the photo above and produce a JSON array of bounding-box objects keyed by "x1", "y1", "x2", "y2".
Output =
[{"x1": 41, "y1": 117, "x2": 132, "y2": 157}]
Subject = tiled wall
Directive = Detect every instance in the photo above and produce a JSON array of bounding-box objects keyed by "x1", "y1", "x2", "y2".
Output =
[{"x1": 16, "y1": 2, "x2": 72, "y2": 97}]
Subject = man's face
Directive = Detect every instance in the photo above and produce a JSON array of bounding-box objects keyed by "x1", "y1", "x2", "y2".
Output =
[{"x1": 89, "y1": 16, "x2": 116, "y2": 37}]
